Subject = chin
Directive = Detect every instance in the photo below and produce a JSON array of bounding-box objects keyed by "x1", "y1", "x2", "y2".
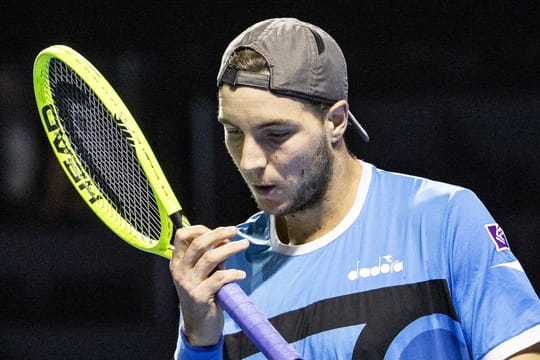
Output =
[
  {"x1": 261, "y1": 205, "x2": 296, "y2": 217},
  {"x1": 255, "y1": 199, "x2": 289, "y2": 216}
]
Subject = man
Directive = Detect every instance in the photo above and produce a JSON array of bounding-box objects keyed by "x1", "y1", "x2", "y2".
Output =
[{"x1": 170, "y1": 18, "x2": 540, "y2": 359}]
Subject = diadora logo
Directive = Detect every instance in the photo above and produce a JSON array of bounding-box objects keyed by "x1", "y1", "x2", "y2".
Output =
[{"x1": 348, "y1": 255, "x2": 404, "y2": 281}]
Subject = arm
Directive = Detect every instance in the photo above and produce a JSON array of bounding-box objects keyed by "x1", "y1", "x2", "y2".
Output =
[
  {"x1": 169, "y1": 225, "x2": 249, "y2": 350},
  {"x1": 509, "y1": 342, "x2": 540, "y2": 359},
  {"x1": 444, "y1": 190, "x2": 540, "y2": 358}
]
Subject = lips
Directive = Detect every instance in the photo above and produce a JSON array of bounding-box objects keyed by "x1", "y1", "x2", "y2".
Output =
[{"x1": 252, "y1": 184, "x2": 276, "y2": 196}]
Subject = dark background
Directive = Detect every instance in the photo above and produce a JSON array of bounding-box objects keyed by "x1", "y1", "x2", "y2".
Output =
[{"x1": 1, "y1": 1, "x2": 539, "y2": 359}]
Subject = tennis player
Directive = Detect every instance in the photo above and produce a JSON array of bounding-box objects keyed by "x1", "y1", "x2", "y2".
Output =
[{"x1": 170, "y1": 18, "x2": 540, "y2": 359}]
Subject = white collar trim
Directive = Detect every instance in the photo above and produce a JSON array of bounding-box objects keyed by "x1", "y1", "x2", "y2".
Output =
[{"x1": 269, "y1": 161, "x2": 372, "y2": 256}]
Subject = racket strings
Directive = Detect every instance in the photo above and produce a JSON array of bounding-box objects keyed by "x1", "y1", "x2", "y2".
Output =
[{"x1": 47, "y1": 59, "x2": 163, "y2": 245}]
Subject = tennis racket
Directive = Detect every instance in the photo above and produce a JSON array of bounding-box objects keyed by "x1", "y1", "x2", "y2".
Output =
[{"x1": 33, "y1": 45, "x2": 301, "y2": 360}]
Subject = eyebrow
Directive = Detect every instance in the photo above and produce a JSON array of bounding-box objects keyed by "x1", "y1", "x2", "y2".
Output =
[
  {"x1": 218, "y1": 117, "x2": 294, "y2": 129},
  {"x1": 217, "y1": 116, "x2": 233, "y2": 125}
]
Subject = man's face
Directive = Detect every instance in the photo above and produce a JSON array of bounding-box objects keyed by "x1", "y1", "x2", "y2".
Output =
[{"x1": 218, "y1": 85, "x2": 333, "y2": 216}]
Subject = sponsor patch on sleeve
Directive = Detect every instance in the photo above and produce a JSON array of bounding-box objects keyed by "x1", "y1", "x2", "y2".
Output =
[{"x1": 484, "y1": 223, "x2": 510, "y2": 251}]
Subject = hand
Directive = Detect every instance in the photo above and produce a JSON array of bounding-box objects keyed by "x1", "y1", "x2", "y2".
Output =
[{"x1": 170, "y1": 225, "x2": 249, "y2": 347}]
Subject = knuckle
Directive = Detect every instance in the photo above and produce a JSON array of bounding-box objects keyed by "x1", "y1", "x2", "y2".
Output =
[
  {"x1": 173, "y1": 227, "x2": 190, "y2": 242},
  {"x1": 212, "y1": 270, "x2": 228, "y2": 283},
  {"x1": 202, "y1": 250, "x2": 220, "y2": 264},
  {"x1": 190, "y1": 239, "x2": 208, "y2": 253},
  {"x1": 174, "y1": 225, "x2": 209, "y2": 242},
  {"x1": 169, "y1": 267, "x2": 186, "y2": 284},
  {"x1": 169, "y1": 255, "x2": 185, "y2": 272}
]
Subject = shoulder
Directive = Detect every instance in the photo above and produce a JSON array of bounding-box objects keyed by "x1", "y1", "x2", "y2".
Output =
[{"x1": 369, "y1": 165, "x2": 481, "y2": 213}]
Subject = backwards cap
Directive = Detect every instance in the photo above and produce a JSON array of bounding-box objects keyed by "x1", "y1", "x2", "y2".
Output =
[{"x1": 216, "y1": 17, "x2": 369, "y2": 142}]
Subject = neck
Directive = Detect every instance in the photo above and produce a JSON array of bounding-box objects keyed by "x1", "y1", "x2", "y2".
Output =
[{"x1": 276, "y1": 156, "x2": 362, "y2": 245}]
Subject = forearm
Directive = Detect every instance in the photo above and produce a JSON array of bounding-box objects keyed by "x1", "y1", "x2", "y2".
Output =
[
  {"x1": 508, "y1": 342, "x2": 540, "y2": 359},
  {"x1": 509, "y1": 353, "x2": 540, "y2": 360}
]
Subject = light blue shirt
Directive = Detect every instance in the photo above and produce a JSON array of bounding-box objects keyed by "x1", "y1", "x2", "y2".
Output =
[{"x1": 177, "y1": 162, "x2": 540, "y2": 359}]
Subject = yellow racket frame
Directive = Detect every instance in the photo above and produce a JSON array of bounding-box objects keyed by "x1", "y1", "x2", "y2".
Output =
[{"x1": 33, "y1": 45, "x2": 190, "y2": 259}]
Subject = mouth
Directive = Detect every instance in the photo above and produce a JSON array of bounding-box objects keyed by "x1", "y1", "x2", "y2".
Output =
[{"x1": 252, "y1": 184, "x2": 276, "y2": 197}]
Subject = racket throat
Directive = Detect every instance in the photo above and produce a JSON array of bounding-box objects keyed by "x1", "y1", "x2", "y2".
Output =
[{"x1": 170, "y1": 210, "x2": 186, "y2": 230}]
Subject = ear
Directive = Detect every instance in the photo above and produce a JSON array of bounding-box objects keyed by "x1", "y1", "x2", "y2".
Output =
[{"x1": 326, "y1": 100, "x2": 349, "y2": 144}]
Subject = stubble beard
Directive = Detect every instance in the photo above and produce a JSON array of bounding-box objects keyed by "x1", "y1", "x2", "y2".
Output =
[{"x1": 255, "y1": 135, "x2": 334, "y2": 217}]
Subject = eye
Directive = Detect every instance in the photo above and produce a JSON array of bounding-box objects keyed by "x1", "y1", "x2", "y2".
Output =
[
  {"x1": 264, "y1": 128, "x2": 293, "y2": 143},
  {"x1": 267, "y1": 130, "x2": 288, "y2": 138},
  {"x1": 224, "y1": 126, "x2": 242, "y2": 136}
]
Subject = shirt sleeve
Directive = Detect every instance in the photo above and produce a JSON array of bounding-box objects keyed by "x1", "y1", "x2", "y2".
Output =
[
  {"x1": 174, "y1": 330, "x2": 224, "y2": 360},
  {"x1": 445, "y1": 189, "x2": 540, "y2": 359}
]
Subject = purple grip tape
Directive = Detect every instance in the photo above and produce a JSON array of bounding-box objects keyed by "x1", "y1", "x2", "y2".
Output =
[{"x1": 217, "y1": 282, "x2": 302, "y2": 360}]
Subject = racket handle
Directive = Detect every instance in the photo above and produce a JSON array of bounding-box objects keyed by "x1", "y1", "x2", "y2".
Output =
[{"x1": 217, "y1": 282, "x2": 302, "y2": 360}]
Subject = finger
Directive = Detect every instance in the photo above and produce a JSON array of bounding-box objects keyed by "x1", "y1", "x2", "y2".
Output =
[
  {"x1": 181, "y1": 227, "x2": 238, "y2": 268},
  {"x1": 176, "y1": 267, "x2": 246, "y2": 309},
  {"x1": 199, "y1": 268, "x2": 247, "y2": 298},
  {"x1": 170, "y1": 225, "x2": 211, "y2": 283},
  {"x1": 172, "y1": 225, "x2": 211, "y2": 258},
  {"x1": 192, "y1": 238, "x2": 249, "y2": 276}
]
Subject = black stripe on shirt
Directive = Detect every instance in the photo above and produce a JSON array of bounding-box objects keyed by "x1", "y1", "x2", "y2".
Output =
[{"x1": 223, "y1": 279, "x2": 458, "y2": 359}]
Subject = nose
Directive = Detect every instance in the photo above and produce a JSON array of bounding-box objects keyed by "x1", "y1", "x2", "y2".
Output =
[{"x1": 239, "y1": 135, "x2": 267, "y2": 172}]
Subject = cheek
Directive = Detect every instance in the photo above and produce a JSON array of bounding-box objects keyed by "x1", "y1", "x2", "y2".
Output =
[
  {"x1": 273, "y1": 151, "x2": 310, "y2": 179},
  {"x1": 281, "y1": 136, "x2": 327, "y2": 179},
  {"x1": 224, "y1": 138, "x2": 241, "y2": 165}
]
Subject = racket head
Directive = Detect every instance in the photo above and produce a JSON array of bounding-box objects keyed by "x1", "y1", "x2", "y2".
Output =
[
  {"x1": 33, "y1": 46, "x2": 302, "y2": 359},
  {"x1": 33, "y1": 45, "x2": 189, "y2": 259}
]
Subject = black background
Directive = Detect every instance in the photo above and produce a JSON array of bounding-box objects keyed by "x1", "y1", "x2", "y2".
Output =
[{"x1": 0, "y1": 1, "x2": 539, "y2": 358}]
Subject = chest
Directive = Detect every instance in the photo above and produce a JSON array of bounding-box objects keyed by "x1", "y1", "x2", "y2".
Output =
[{"x1": 223, "y1": 228, "x2": 464, "y2": 359}]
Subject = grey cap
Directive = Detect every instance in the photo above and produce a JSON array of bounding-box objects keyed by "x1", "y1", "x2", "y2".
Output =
[{"x1": 217, "y1": 18, "x2": 369, "y2": 142}]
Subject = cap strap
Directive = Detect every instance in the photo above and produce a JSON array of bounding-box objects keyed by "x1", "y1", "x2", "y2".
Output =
[
  {"x1": 347, "y1": 110, "x2": 370, "y2": 142},
  {"x1": 221, "y1": 67, "x2": 270, "y2": 88}
]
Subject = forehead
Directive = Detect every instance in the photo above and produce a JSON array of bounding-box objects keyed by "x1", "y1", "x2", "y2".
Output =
[{"x1": 218, "y1": 85, "x2": 316, "y2": 126}]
